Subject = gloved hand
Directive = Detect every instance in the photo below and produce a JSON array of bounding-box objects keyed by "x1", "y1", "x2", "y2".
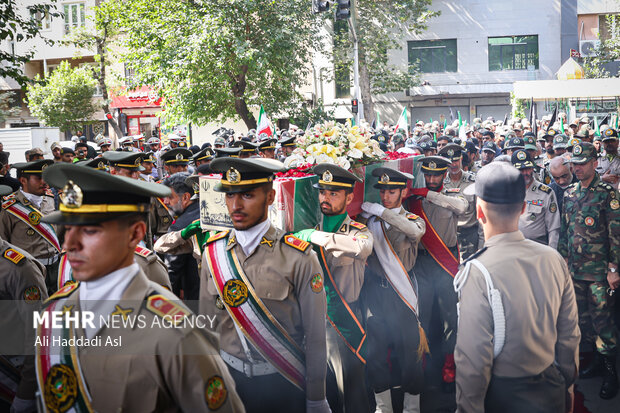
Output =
[
  {"x1": 361, "y1": 202, "x2": 386, "y2": 217},
  {"x1": 293, "y1": 229, "x2": 316, "y2": 242},
  {"x1": 10, "y1": 397, "x2": 36, "y2": 413},
  {"x1": 442, "y1": 353, "x2": 456, "y2": 383},
  {"x1": 181, "y1": 220, "x2": 202, "y2": 240},
  {"x1": 306, "y1": 398, "x2": 332, "y2": 413},
  {"x1": 410, "y1": 188, "x2": 429, "y2": 198}
]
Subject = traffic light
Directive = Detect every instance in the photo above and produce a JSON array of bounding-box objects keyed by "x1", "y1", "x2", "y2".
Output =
[
  {"x1": 312, "y1": 0, "x2": 330, "y2": 13},
  {"x1": 351, "y1": 98, "x2": 358, "y2": 114},
  {"x1": 335, "y1": 0, "x2": 350, "y2": 20}
]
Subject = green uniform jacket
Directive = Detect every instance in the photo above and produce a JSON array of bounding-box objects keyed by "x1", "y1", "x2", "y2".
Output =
[{"x1": 558, "y1": 173, "x2": 620, "y2": 281}]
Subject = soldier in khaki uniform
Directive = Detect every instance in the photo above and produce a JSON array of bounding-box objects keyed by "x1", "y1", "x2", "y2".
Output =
[
  {"x1": 407, "y1": 156, "x2": 468, "y2": 397},
  {"x1": 192, "y1": 147, "x2": 215, "y2": 168},
  {"x1": 439, "y1": 144, "x2": 482, "y2": 260},
  {"x1": 357, "y1": 168, "x2": 426, "y2": 413},
  {"x1": 292, "y1": 164, "x2": 373, "y2": 413},
  {"x1": 36, "y1": 163, "x2": 243, "y2": 412},
  {"x1": 199, "y1": 157, "x2": 329, "y2": 413},
  {"x1": 511, "y1": 150, "x2": 560, "y2": 248},
  {"x1": 596, "y1": 128, "x2": 620, "y2": 189},
  {"x1": 161, "y1": 148, "x2": 192, "y2": 176},
  {"x1": 0, "y1": 183, "x2": 49, "y2": 413},
  {"x1": 104, "y1": 151, "x2": 173, "y2": 243},
  {"x1": 454, "y1": 162, "x2": 579, "y2": 413},
  {"x1": 0, "y1": 160, "x2": 60, "y2": 292}
]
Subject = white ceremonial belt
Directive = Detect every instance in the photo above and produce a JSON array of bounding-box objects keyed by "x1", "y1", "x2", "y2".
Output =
[
  {"x1": 37, "y1": 254, "x2": 59, "y2": 266},
  {"x1": 220, "y1": 350, "x2": 277, "y2": 377}
]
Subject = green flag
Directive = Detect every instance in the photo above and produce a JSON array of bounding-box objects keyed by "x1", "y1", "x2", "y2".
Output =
[
  {"x1": 458, "y1": 111, "x2": 462, "y2": 127},
  {"x1": 594, "y1": 117, "x2": 600, "y2": 136},
  {"x1": 560, "y1": 118, "x2": 565, "y2": 133}
]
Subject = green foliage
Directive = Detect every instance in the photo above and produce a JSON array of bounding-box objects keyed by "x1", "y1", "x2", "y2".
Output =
[
  {"x1": 333, "y1": 0, "x2": 439, "y2": 94},
  {"x1": 583, "y1": 14, "x2": 620, "y2": 79},
  {"x1": 0, "y1": 0, "x2": 62, "y2": 85},
  {"x1": 511, "y1": 92, "x2": 527, "y2": 119},
  {"x1": 0, "y1": 91, "x2": 21, "y2": 124},
  {"x1": 289, "y1": 99, "x2": 335, "y2": 128},
  {"x1": 105, "y1": 0, "x2": 326, "y2": 129},
  {"x1": 26, "y1": 61, "x2": 98, "y2": 132}
]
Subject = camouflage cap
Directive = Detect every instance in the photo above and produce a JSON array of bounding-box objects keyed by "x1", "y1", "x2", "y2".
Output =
[
  {"x1": 552, "y1": 134, "x2": 570, "y2": 150},
  {"x1": 569, "y1": 142, "x2": 597, "y2": 164},
  {"x1": 523, "y1": 135, "x2": 537, "y2": 151}
]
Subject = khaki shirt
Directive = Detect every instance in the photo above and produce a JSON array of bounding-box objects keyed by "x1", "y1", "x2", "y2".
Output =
[
  {"x1": 359, "y1": 206, "x2": 425, "y2": 272},
  {"x1": 596, "y1": 153, "x2": 620, "y2": 190},
  {"x1": 518, "y1": 180, "x2": 560, "y2": 248},
  {"x1": 444, "y1": 170, "x2": 477, "y2": 228},
  {"x1": 455, "y1": 231, "x2": 579, "y2": 413},
  {"x1": 312, "y1": 214, "x2": 374, "y2": 303},
  {"x1": 150, "y1": 197, "x2": 173, "y2": 236},
  {"x1": 154, "y1": 229, "x2": 203, "y2": 262},
  {"x1": 0, "y1": 191, "x2": 59, "y2": 259},
  {"x1": 0, "y1": 240, "x2": 47, "y2": 399},
  {"x1": 134, "y1": 247, "x2": 172, "y2": 290},
  {"x1": 421, "y1": 189, "x2": 469, "y2": 248},
  {"x1": 44, "y1": 271, "x2": 244, "y2": 412},
  {"x1": 200, "y1": 224, "x2": 328, "y2": 401}
]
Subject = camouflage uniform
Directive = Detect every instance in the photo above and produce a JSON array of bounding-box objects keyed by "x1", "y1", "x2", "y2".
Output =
[{"x1": 558, "y1": 173, "x2": 620, "y2": 355}]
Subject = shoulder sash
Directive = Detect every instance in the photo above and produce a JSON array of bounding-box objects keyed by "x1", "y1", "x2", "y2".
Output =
[
  {"x1": 4, "y1": 201, "x2": 60, "y2": 252},
  {"x1": 205, "y1": 236, "x2": 306, "y2": 391}
]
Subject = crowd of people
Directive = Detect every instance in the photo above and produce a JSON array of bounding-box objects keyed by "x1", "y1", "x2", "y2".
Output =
[{"x1": 0, "y1": 110, "x2": 618, "y2": 413}]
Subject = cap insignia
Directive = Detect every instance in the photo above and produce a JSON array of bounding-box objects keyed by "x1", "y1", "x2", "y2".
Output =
[
  {"x1": 429, "y1": 161, "x2": 437, "y2": 169},
  {"x1": 175, "y1": 153, "x2": 183, "y2": 161},
  {"x1": 549, "y1": 130, "x2": 556, "y2": 136},
  {"x1": 134, "y1": 157, "x2": 141, "y2": 166},
  {"x1": 605, "y1": 128, "x2": 614, "y2": 136},
  {"x1": 573, "y1": 145, "x2": 583, "y2": 155},
  {"x1": 60, "y1": 180, "x2": 83, "y2": 209},
  {"x1": 41, "y1": 163, "x2": 48, "y2": 171},
  {"x1": 98, "y1": 161, "x2": 105, "y2": 169},
  {"x1": 447, "y1": 149, "x2": 454, "y2": 156},
  {"x1": 226, "y1": 167, "x2": 241, "y2": 184},
  {"x1": 322, "y1": 170, "x2": 333, "y2": 183},
  {"x1": 517, "y1": 151, "x2": 527, "y2": 161}
]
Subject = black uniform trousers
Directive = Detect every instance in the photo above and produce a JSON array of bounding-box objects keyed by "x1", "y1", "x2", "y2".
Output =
[
  {"x1": 229, "y1": 368, "x2": 306, "y2": 413},
  {"x1": 363, "y1": 270, "x2": 424, "y2": 395}
]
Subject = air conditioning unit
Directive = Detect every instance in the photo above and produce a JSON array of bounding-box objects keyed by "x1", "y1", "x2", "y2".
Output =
[{"x1": 579, "y1": 40, "x2": 601, "y2": 57}]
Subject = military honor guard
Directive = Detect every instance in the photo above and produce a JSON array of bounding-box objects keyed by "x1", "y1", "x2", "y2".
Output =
[
  {"x1": 35, "y1": 163, "x2": 243, "y2": 412},
  {"x1": 357, "y1": 168, "x2": 427, "y2": 413},
  {"x1": 258, "y1": 138, "x2": 277, "y2": 159},
  {"x1": 277, "y1": 135, "x2": 297, "y2": 161},
  {"x1": 192, "y1": 147, "x2": 215, "y2": 168},
  {"x1": 439, "y1": 144, "x2": 482, "y2": 260},
  {"x1": 559, "y1": 142, "x2": 620, "y2": 399},
  {"x1": 160, "y1": 148, "x2": 192, "y2": 176},
  {"x1": 511, "y1": 149, "x2": 560, "y2": 248},
  {"x1": 0, "y1": 160, "x2": 61, "y2": 293},
  {"x1": 290, "y1": 164, "x2": 373, "y2": 413},
  {"x1": 0, "y1": 185, "x2": 49, "y2": 413},
  {"x1": 454, "y1": 162, "x2": 580, "y2": 413},
  {"x1": 234, "y1": 140, "x2": 258, "y2": 159},
  {"x1": 407, "y1": 155, "x2": 468, "y2": 395},
  {"x1": 200, "y1": 157, "x2": 330, "y2": 413}
]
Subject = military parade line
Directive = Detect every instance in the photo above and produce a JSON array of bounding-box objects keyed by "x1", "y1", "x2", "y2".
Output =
[{"x1": 0, "y1": 113, "x2": 618, "y2": 413}]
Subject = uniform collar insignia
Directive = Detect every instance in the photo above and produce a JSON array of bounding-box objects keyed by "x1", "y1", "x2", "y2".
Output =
[
  {"x1": 111, "y1": 304, "x2": 133, "y2": 321},
  {"x1": 260, "y1": 237, "x2": 274, "y2": 248},
  {"x1": 339, "y1": 223, "x2": 347, "y2": 233}
]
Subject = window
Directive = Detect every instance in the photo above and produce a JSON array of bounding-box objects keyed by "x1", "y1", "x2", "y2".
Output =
[
  {"x1": 30, "y1": 9, "x2": 51, "y2": 30},
  {"x1": 64, "y1": 3, "x2": 86, "y2": 34},
  {"x1": 408, "y1": 39, "x2": 457, "y2": 73},
  {"x1": 488, "y1": 35, "x2": 538, "y2": 71},
  {"x1": 600, "y1": 14, "x2": 620, "y2": 42}
]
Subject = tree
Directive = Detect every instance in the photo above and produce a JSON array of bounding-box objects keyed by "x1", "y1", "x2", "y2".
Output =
[
  {"x1": 0, "y1": 0, "x2": 62, "y2": 84},
  {"x1": 105, "y1": 0, "x2": 326, "y2": 130},
  {"x1": 0, "y1": 91, "x2": 21, "y2": 125},
  {"x1": 61, "y1": 1, "x2": 124, "y2": 139},
  {"x1": 289, "y1": 99, "x2": 335, "y2": 129},
  {"x1": 583, "y1": 14, "x2": 620, "y2": 79},
  {"x1": 26, "y1": 61, "x2": 98, "y2": 132},
  {"x1": 333, "y1": 0, "x2": 439, "y2": 121}
]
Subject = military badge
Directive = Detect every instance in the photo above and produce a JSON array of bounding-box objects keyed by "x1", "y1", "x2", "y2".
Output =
[
  {"x1": 222, "y1": 279, "x2": 248, "y2": 307},
  {"x1": 429, "y1": 161, "x2": 437, "y2": 170},
  {"x1": 584, "y1": 216, "x2": 595, "y2": 226},
  {"x1": 517, "y1": 151, "x2": 527, "y2": 161},
  {"x1": 97, "y1": 161, "x2": 105, "y2": 170},
  {"x1": 60, "y1": 180, "x2": 84, "y2": 209},
  {"x1": 44, "y1": 364, "x2": 78, "y2": 413},
  {"x1": 226, "y1": 167, "x2": 241, "y2": 184},
  {"x1": 447, "y1": 149, "x2": 454, "y2": 157},
  {"x1": 322, "y1": 170, "x2": 333, "y2": 183},
  {"x1": 205, "y1": 375, "x2": 228, "y2": 410},
  {"x1": 311, "y1": 273, "x2": 324, "y2": 293},
  {"x1": 605, "y1": 128, "x2": 614, "y2": 137},
  {"x1": 215, "y1": 296, "x2": 225, "y2": 310},
  {"x1": 611, "y1": 199, "x2": 619, "y2": 210},
  {"x1": 175, "y1": 152, "x2": 183, "y2": 161},
  {"x1": 380, "y1": 173, "x2": 390, "y2": 184},
  {"x1": 3, "y1": 248, "x2": 24, "y2": 264},
  {"x1": 134, "y1": 157, "x2": 142, "y2": 166},
  {"x1": 26, "y1": 229, "x2": 35, "y2": 236},
  {"x1": 28, "y1": 211, "x2": 41, "y2": 225},
  {"x1": 284, "y1": 235, "x2": 310, "y2": 252},
  {"x1": 349, "y1": 221, "x2": 367, "y2": 230},
  {"x1": 549, "y1": 129, "x2": 556, "y2": 136},
  {"x1": 146, "y1": 294, "x2": 190, "y2": 324},
  {"x1": 573, "y1": 145, "x2": 583, "y2": 155},
  {"x1": 23, "y1": 286, "x2": 41, "y2": 303},
  {"x1": 549, "y1": 202, "x2": 557, "y2": 213}
]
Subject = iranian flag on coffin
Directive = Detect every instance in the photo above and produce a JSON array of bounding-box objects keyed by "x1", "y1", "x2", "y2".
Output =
[
  {"x1": 257, "y1": 105, "x2": 273, "y2": 137},
  {"x1": 198, "y1": 156, "x2": 424, "y2": 232}
]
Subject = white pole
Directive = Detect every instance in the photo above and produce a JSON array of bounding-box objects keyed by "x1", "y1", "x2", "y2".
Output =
[{"x1": 348, "y1": 0, "x2": 363, "y2": 123}]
